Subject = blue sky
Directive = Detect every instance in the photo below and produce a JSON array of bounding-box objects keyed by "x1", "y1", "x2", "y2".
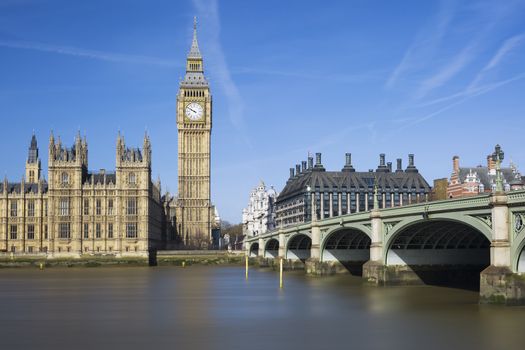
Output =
[{"x1": 1, "y1": 0, "x2": 525, "y2": 223}]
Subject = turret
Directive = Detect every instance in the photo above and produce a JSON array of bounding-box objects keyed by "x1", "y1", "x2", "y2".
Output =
[
  {"x1": 115, "y1": 132, "x2": 150, "y2": 175},
  {"x1": 143, "y1": 131, "x2": 152, "y2": 166},
  {"x1": 26, "y1": 133, "x2": 41, "y2": 183},
  {"x1": 2, "y1": 175, "x2": 7, "y2": 195},
  {"x1": 49, "y1": 131, "x2": 55, "y2": 160}
]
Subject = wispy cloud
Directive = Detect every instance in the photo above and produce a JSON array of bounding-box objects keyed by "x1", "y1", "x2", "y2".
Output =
[
  {"x1": 385, "y1": 0, "x2": 455, "y2": 89},
  {"x1": 467, "y1": 33, "x2": 525, "y2": 91},
  {"x1": 413, "y1": 33, "x2": 525, "y2": 109},
  {"x1": 394, "y1": 72, "x2": 525, "y2": 133},
  {"x1": 417, "y1": 43, "x2": 477, "y2": 98},
  {"x1": 192, "y1": 0, "x2": 251, "y2": 147},
  {"x1": 386, "y1": 1, "x2": 522, "y2": 99},
  {"x1": 0, "y1": 39, "x2": 180, "y2": 67},
  {"x1": 415, "y1": 72, "x2": 525, "y2": 109},
  {"x1": 214, "y1": 121, "x2": 373, "y2": 174},
  {"x1": 232, "y1": 66, "x2": 386, "y2": 84},
  {"x1": 384, "y1": 0, "x2": 525, "y2": 138}
]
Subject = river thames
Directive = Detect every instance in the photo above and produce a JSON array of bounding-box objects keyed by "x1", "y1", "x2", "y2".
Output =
[{"x1": 0, "y1": 266, "x2": 524, "y2": 350}]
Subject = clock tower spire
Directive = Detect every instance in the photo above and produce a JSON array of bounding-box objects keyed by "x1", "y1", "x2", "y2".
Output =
[{"x1": 175, "y1": 17, "x2": 214, "y2": 248}]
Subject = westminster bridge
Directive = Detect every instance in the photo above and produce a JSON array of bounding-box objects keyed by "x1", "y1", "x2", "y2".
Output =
[{"x1": 244, "y1": 190, "x2": 525, "y2": 304}]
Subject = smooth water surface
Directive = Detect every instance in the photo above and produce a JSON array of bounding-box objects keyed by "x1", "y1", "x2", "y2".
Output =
[{"x1": 0, "y1": 266, "x2": 524, "y2": 350}]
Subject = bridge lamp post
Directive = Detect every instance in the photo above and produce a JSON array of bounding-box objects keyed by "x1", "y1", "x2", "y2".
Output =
[
  {"x1": 306, "y1": 185, "x2": 316, "y2": 221},
  {"x1": 492, "y1": 144, "x2": 505, "y2": 193},
  {"x1": 373, "y1": 177, "x2": 379, "y2": 210}
]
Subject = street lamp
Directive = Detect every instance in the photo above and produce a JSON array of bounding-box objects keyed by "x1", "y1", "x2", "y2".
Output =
[
  {"x1": 492, "y1": 144, "x2": 505, "y2": 193},
  {"x1": 306, "y1": 185, "x2": 316, "y2": 221},
  {"x1": 373, "y1": 176, "x2": 379, "y2": 210}
]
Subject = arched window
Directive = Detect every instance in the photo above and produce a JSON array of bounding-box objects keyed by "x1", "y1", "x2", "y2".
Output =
[
  {"x1": 128, "y1": 173, "x2": 136, "y2": 184},
  {"x1": 61, "y1": 172, "x2": 69, "y2": 184}
]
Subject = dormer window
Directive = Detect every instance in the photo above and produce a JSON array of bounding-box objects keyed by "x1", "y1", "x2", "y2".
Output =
[
  {"x1": 61, "y1": 172, "x2": 69, "y2": 184},
  {"x1": 129, "y1": 173, "x2": 136, "y2": 184}
]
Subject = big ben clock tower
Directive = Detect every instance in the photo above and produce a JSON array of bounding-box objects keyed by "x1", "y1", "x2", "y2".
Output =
[{"x1": 175, "y1": 18, "x2": 214, "y2": 247}]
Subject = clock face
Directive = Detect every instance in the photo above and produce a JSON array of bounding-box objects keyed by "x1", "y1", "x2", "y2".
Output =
[{"x1": 185, "y1": 102, "x2": 204, "y2": 121}]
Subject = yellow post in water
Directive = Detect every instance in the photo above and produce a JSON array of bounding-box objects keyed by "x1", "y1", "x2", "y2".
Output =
[
  {"x1": 182, "y1": 261, "x2": 186, "y2": 268},
  {"x1": 245, "y1": 254, "x2": 249, "y2": 280},
  {"x1": 279, "y1": 257, "x2": 283, "y2": 289},
  {"x1": 39, "y1": 263, "x2": 43, "y2": 270}
]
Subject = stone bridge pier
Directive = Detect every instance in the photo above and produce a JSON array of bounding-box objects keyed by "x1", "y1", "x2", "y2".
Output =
[
  {"x1": 361, "y1": 193, "x2": 524, "y2": 305},
  {"x1": 479, "y1": 194, "x2": 523, "y2": 304}
]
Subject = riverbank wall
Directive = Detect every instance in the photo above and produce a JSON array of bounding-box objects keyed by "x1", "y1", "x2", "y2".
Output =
[{"x1": 0, "y1": 251, "x2": 245, "y2": 268}]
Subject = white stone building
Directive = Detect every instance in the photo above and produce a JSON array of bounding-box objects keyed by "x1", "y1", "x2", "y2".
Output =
[{"x1": 242, "y1": 181, "x2": 278, "y2": 237}]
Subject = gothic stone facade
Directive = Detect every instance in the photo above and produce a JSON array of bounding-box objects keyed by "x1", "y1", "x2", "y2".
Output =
[{"x1": 0, "y1": 133, "x2": 163, "y2": 257}]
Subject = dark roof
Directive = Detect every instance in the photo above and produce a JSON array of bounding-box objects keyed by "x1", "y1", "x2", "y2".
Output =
[
  {"x1": 180, "y1": 71, "x2": 208, "y2": 87},
  {"x1": 278, "y1": 169, "x2": 431, "y2": 202},
  {"x1": 85, "y1": 172, "x2": 116, "y2": 185},
  {"x1": 120, "y1": 148, "x2": 143, "y2": 162},
  {"x1": 458, "y1": 166, "x2": 523, "y2": 188},
  {"x1": 0, "y1": 182, "x2": 48, "y2": 194},
  {"x1": 27, "y1": 134, "x2": 39, "y2": 164},
  {"x1": 54, "y1": 145, "x2": 77, "y2": 161},
  {"x1": 30, "y1": 134, "x2": 37, "y2": 149}
]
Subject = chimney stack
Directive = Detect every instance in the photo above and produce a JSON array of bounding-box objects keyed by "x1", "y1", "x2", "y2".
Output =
[
  {"x1": 301, "y1": 161, "x2": 307, "y2": 173},
  {"x1": 377, "y1": 153, "x2": 388, "y2": 172},
  {"x1": 396, "y1": 158, "x2": 403, "y2": 172},
  {"x1": 296, "y1": 164, "x2": 301, "y2": 175},
  {"x1": 313, "y1": 152, "x2": 326, "y2": 171},
  {"x1": 308, "y1": 156, "x2": 314, "y2": 169},
  {"x1": 289, "y1": 168, "x2": 295, "y2": 178},
  {"x1": 453, "y1": 156, "x2": 460, "y2": 173},
  {"x1": 406, "y1": 154, "x2": 418, "y2": 173},
  {"x1": 387, "y1": 162, "x2": 392, "y2": 172},
  {"x1": 487, "y1": 155, "x2": 494, "y2": 171},
  {"x1": 342, "y1": 152, "x2": 355, "y2": 172}
]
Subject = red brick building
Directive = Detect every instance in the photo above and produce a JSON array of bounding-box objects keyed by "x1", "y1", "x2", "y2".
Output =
[{"x1": 447, "y1": 153, "x2": 524, "y2": 198}]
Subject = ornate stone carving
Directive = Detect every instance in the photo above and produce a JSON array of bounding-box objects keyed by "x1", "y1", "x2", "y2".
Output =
[
  {"x1": 383, "y1": 221, "x2": 400, "y2": 235},
  {"x1": 514, "y1": 213, "x2": 525, "y2": 236},
  {"x1": 473, "y1": 215, "x2": 492, "y2": 229}
]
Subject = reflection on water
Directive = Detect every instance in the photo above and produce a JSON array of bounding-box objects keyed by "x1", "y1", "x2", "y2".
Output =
[{"x1": 0, "y1": 266, "x2": 524, "y2": 350}]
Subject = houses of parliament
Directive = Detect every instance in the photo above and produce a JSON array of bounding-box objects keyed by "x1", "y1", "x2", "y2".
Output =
[{"x1": 0, "y1": 20, "x2": 216, "y2": 256}]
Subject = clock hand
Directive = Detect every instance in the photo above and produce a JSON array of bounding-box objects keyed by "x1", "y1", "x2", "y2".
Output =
[{"x1": 188, "y1": 108, "x2": 196, "y2": 113}]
